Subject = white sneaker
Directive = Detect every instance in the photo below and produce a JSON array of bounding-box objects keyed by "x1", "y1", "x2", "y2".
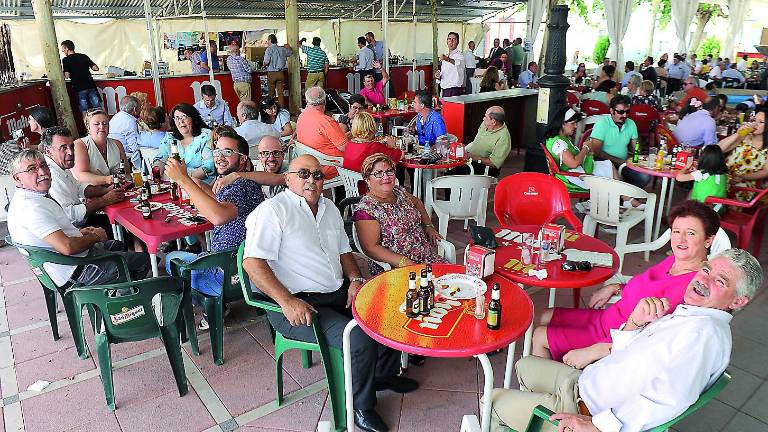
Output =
[
  {"x1": 599, "y1": 226, "x2": 618, "y2": 234},
  {"x1": 197, "y1": 306, "x2": 231, "y2": 331},
  {"x1": 574, "y1": 201, "x2": 591, "y2": 214}
]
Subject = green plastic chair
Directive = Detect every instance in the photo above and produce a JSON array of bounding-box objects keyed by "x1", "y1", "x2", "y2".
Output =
[
  {"x1": 236, "y1": 242, "x2": 347, "y2": 432},
  {"x1": 517, "y1": 371, "x2": 731, "y2": 432},
  {"x1": 5, "y1": 235, "x2": 132, "y2": 359},
  {"x1": 65, "y1": 276, "x2": 189, "y2": 411},
  {"x1": 169, "y1": 247, "x2": 243, "y2": 365}
]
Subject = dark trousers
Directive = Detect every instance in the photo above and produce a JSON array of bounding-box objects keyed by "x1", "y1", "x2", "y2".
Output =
[
  {"x1": 465, "y1": 68, "x2": 475, "y2": 92},
  {"x1": 76, "y1": 240, "x2": 150, "y2": 286},
  {"x1": 442, "y1": 87, "x2": 465, "y2": 97},
  {"x1": 511, "y1": 64, "x2": 522, "y2": 81},
  {"x1": 619, "y1": 165, "x2": 651, "y2": 189},
  {"x1": 265, "y1": 283, "x2": 400, "y2": 410},
  {"x1": 667, "y1": 77, "x2": 682, "y2": 93}
]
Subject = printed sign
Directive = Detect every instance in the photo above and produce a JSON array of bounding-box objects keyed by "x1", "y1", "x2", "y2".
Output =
[
  {"x1": 110, "y1": 305, "x2": 146, "y2": 325},
  {"x1": 403, "y1": 298, "x2": 467, "y2": 338}
]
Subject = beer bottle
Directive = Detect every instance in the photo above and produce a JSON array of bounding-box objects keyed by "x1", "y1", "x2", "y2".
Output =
[
  {"x1": 418, "y1": 269, "x2": 431, "y2": 315},
  {"x1": 140, "y1": 188, "x2": 151, "y2": 220},
  {"x1": 170, "y1": 141, "x2": 182, "y2": 161},
  {"x1": 169, "y1": 141, "x2": 181, "y2": 201},
  {"x1": 142, "y1": 173, "x2": 152, "y2": 198},
  {"x1": 118, "y1": 161, "x2": 126, "y2": 182},
  {"x1": 405, "y1": 272, "x2": 419, "y2": 319},
  {"x1": 487, "y1": 283, "x2": 501, "y2": 330},
  {"x1": 425, "y1": 264, "x2": 435, "y2": 309},
  {"x1": 631, "y1": 140, "x2": 640, "y2": 163},
  {"x1": 112, "y1": 173, "x2": 121, "y2": 190}
]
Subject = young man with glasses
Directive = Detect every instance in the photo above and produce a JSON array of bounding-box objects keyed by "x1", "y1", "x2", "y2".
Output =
[
  {"x1": 588, "y1": 95, "x2": 651, "y2": 188},
  {"x1": 243, "y1": 154, "x2": 417, "y2": 432},
  {"x1": 7, "y1": 149, "x2": 149, "y2": 288}
]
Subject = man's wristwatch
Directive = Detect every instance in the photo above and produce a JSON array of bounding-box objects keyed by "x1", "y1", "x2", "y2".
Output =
[{"x1": 350, "y1": 277, "x2": 366, "y2": 284}]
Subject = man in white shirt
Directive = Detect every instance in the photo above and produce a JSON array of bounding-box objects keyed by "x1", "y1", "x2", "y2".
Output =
[
  {"x1": 437, "y1": 31, "x2": 465, "y2": 97},
  {"x1": 721, "y1": 63, "x2": 747, "y2": 85},
  {"x1": 487, "y1": 248, "x2": 763, "y2": 432},
  {"x1": 108, "y1": 95, "x2": 142, "y2": 168},
  {"x1": 7, "y1": 149, "x2": 149, "y2": 288},
  {"x1": 517, "y1": 62, "x2": 539, "y2": 88},
  {"x1": 194, "y1": 84, "x2": 235, "y2": 127},
  {"x1": 737, "y1": 54, "x2": 748, "y2": 72},
  {"x1": 42, "y1": 127, "x2": 123, "y2": 228},
  {"x1": 593, "y1": 57, "x2": 609, "y2": 78},
  {"x1": 463, "y1": 40, "x2": 480, "y2": 92},
  {"x1": 242, "y1": 154, "x2": 417, "y2": 432},
  {"x1": 709, "y1": 61, "x2": 724, "y2": 79},
  {"x1": 355, "y1": 36, "x2": 375, "y2": 85},
  {"x1": 234, "y1": 101, "x2": 279, "y2": 154},
  {"x1": 666, "y1": 55, "x2": 689, "y2": 92}
]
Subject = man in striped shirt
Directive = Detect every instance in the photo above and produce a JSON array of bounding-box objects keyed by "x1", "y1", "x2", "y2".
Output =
[
  {"x1": 227, "y1": 42, "x2": 255, "y2": 102},
  {"x1": 299, "y1": 37, "x2": 330, "y2": 89}
]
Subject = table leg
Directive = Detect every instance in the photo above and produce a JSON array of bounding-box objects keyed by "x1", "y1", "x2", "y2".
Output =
[
  {"x1": 503, "y1": 342, "x2": 516, "y2": 389},
  {"x1": 477, "y1": 354, "x2": 494, "y2": 432},
  {"x1": 522, "y1": 322, "x2": 534, "y2": 357},
  {"x1": 548, "y1": 289, "x2": 556, "y2": 308},
  {"x1": 149, "y1": 252, "x2": 160, "y2": 277},
  {"x1": 343, "y1": 319, "x2": 359, "y2": 431},
  {"x1": 653, "y1": 177, "x2": 669, "y2": 240},
  {"x1": 111, "y1": 223, "x2": 119, "y2": 240},
  {"x1": 413, "y1": 167, "x2": 423, "y2": 200},
  {"x1": 666, "y1": 179, "x2": 675, "y2": 216}
]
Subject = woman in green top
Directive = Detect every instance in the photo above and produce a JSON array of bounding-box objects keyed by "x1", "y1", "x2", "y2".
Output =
[
  {"x1": 544, "y1": 107, "x2": 616, "y2": 191},
  {"x1": 675, "y1": 145, "x2": 729, "y2": 213}
]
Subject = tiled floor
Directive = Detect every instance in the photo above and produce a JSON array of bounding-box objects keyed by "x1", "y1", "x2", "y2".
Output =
[{"x1": 0, "y1": 154, "x2": 766, "y2": 431}]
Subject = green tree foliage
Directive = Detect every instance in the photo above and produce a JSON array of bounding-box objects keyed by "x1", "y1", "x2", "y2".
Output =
[
  {"x1": 593, "y1": 35, "x2": 610, "y2": 62},
  {"x1": 697, "y1": 36, "x2": 721, "y2": 58},
  {"x1": 590, "y1": 0, "x2": 672, "y2": 28}
]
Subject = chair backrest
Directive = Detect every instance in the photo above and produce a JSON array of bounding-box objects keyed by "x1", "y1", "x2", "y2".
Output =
[
  {"x1": 336, "y1": 166, "x2": 364, "y2": 198},
  {"x1": 0, "y1": 175, "x2": 15, "y2": 222},
  {"x1": 566, "y1": 91, "x2": 580, "y2": 107},
  {"x1": 292, "y1": 141, "x2": 343, "y2": 166},
  {"x1": 540, "y1": 143, "x2": 561, "y2": 176},
  {"x1": 577, "y1": 128, "x2": 593, "y2": 150},
  {"x1": 66, "y1": 276, "x2": 184, "y2": 342},
  {"x1": 141, "y1": 147, "x2": 160, "y2": 173},
  {"x1": 494, "y1": 172, "x2": 583, "y2": 231},
  {"x1": 649, "y1": 371, "x2": 731, "y2": 432},
  {"x1": 169, "y1": 247, "x2": 243, "y2": 303},
  {"x1": 581, "y1": 175, "x2": 652, "y2": 224},
  {"x1": 581, "y1": 99, "x2": 610, "y2": 116},
  {"x1": 236, "y1": 241, "x2": 284, "y2": 313},
  {"x1": 629, "y1": 104, "x2": 661, "y2": 136},
  {"x1": 574, "y1": 115, "x2": 602, "y2": 147},
  {"x1": 655, "y1": 124, "x2": 679, "y2": 152},
  {"x1": 429, "y1": 175, "x2": 493, "y2": 219}
]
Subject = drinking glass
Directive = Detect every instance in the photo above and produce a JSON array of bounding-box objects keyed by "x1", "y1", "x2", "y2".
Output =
[{"x1": 647, "y1": 147, "x2": 658, "y2": 169}]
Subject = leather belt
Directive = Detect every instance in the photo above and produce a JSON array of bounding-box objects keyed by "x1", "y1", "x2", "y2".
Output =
[{"x1": 577, "y1": 400, "x2": 591, "y2": 416}]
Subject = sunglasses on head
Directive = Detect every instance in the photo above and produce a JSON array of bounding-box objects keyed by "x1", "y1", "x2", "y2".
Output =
[
  {"x1": 613, "y1": 108, "x2": 630, "y2": 115},
  {"x1": 289, "y1": 168, "x2": 325, "y2": 180}
]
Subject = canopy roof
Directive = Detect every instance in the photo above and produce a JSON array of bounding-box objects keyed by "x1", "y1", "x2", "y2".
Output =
[{"x1": 0, "y1": 0, "x2": 519, "y2": 21}]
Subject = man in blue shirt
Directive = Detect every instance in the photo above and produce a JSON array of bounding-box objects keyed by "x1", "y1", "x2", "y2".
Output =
[
  {"x1": 199, "y1": 40, "x2": 220, "y2": 71},
  {"x1": 412, "y1": 90, "x2": 446, "y2": 147},
  {"x1": 263, "y1": 34, "x2": 293, "y2": 109},
  {"x1": 666, "y1": 55, "x2": 689, "y2": 93},
  {"x1": 365, "y1": 31, "x2": 386, "y2": 82},
  {"x1": 194, "y1": 84, "x2": 235, "y2": 127},
  {"x1": 108, "y1": 95, "x2": 142, "y2": 168},
  {"x1": 620, "y1": 61, "x2": 642, "y2": 88}
]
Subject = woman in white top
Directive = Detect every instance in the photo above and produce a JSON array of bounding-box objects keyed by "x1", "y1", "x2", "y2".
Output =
[{"x1": 73, "y1": 109, "x2": 130, "y2": 186}]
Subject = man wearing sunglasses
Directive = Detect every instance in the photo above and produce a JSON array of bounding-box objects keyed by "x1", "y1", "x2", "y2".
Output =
[
  {"x1": 243, "y1": 154, "x2": 418, "y2": 432},
  {"x1": 589, "y1": 95, "x2": 651, "y2": 189}
]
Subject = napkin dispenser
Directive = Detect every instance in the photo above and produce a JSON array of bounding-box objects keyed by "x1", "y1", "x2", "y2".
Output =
[{"x1": 465, "y1": 245, "x2": 495, "y2": 279}]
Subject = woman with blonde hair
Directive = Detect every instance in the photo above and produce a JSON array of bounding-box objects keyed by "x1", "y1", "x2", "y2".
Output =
[
  {"x1": 631, "y1": 80, "x2": 660, "y2": 109},
  {"x1": 342, "y1": 111, "x2": 402, "y2": 173},
  {"x1": 73, "y1": 108, "x2": 130, "y2": 185}
]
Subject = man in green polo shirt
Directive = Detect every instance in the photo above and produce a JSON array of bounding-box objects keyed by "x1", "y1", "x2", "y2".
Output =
[
  {"x1": 510, "y1": 37, "x2": 525, "y2": 81},
  {"x1": 299, "y1": 36, "x2": 330, "y2": 89},
  {"x1": 589, "y1": 94, "x2": 651, "y2": 188},
  {"x1": 447, "y1": 105, "x2": 510, "y2": 178}
]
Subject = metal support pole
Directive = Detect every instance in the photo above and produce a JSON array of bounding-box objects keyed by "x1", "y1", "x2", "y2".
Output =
[
  {"x1": 285, "y1": 0, "x2": 301, "y2": 114},
  {"x1": 382, "y1": 0, "x2": 389, "y2": 96},
  {"x1": 31, "y1": 0, "x2": 77, "y2": 133},
  {"x1": 412, "y1": 0, "x2": 417, "y2": 81},
  {"x1": 432, "y1": 0, "x2": 439, "y2": 96},
  {"x1": 200, "y1": 0, "x2": 215, "y2": 85},
  {"x1": 143, "y1": 0, "x2": 163, "y2": 106}
]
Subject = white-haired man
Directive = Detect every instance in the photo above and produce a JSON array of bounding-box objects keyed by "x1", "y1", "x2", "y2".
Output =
[
  {"x1": 234, "y1": 101, "x2": 279, "y2": 153},
  {"x1": 295, "y1": 86, "x2": 348, "y2": 178},
  {"x1": 108, "y1": 95, "x2": 142, "y2": 168}
]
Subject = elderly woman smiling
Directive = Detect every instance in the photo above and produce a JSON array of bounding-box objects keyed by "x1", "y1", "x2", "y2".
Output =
[{"x1": 354, "y1": 153, "x2": 446, "y2": 275}]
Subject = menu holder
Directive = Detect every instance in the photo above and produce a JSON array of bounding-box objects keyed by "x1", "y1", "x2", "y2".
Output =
[{"x1": 563, "y1": 249, "x2": 613, "y2": 268}]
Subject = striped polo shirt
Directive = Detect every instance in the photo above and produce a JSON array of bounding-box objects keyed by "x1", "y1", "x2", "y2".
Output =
[{"x1": 301, "y1": 45, "x2": 329, "y2": 72}]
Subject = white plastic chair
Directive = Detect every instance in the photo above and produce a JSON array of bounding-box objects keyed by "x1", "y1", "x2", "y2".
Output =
[
  {"x1": 336, "y1": 166, "x2": 364, "y2": 198},
  {"x1": 0, "y1": 175, "x2": 16, "y2": 222},
  {"x1": 580, "y1": 175, "x2": 657, "y2": 271},
  {"x1": 352, "y1": 223, "x2": 456, "y2": 271},
  {"x1": 140, "y1": 147, "x2": 159, "y2": 172},
  {"x1": 291, "y1": 141, "x2": 344, "y2": 199},
  {"x1": 427, "y1": 175, "x2": 493, "y2": 238},
  {"x1": 574, "y1": 114, "x2": 604, "y2": 150}
]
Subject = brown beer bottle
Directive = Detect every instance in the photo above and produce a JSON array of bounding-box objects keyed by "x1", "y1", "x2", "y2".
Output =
[
  {"x1": 142, "y1": 173, "x2": 152, "y2": 198},
  {"x1": 418, "y1": 269, "x2": 431, "y2": 315},
  {"x1": 169, "y1": 141, "x2": 181, "y2": 201},
  {"x1": 405, "y1": 272, "x2": 419, "y2": 319},
  {"x1": 140, "y1": 188, "x2": 151, "y2": 220},
  {"x1": 487, "y1": 283, "x2": 501, "y2": 330},
  {"x1": 425, "y1": 263, "x2": 435, "y2": 309}
]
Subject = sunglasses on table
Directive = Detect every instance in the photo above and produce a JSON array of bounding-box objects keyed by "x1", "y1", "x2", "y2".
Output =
[
  {"x1": 370, "y1": 168, "x2": 396, "y2": 178},
  {"x1": 259, "y1": 150, "x2": 285, "y2": 158},
  {"x1": 289, "y1": 168, "x2": 325, "y2": 180},
  {"x1": 212, "y1": 148, "x2": 245, "y2": 158}
]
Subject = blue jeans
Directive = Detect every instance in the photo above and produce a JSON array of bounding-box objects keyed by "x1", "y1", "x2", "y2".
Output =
[
  {"x1": 620, "y1": 165, "x2": 651, "y2": 189},
  {"x1": 77, "y1": 88, "x2": 102, "y2": 112},
  {"x1": 164, "y1": 251, "x2": 223, "y2": 297}
]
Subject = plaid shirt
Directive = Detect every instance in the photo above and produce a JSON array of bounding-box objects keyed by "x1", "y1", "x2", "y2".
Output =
[{"x1": 227, "y1": 54, "x2": 253, "y2": 83}]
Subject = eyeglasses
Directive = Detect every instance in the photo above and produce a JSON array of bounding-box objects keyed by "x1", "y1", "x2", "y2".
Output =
[
  {"x1": 370, "y1": 168, "x2": 396, "y2": 179},
  {"x1": 259, "y1": 150, "x2": 285, "y2": 159},
  {"x1": 684, "y1": 82, "x2": 694, "y2": 86},
  {"x1": 288, "y1": 168, "x2": 325, "y2": 180},
  {"x1": 14, "y1": 162, "x2": 49, "y2": 175},
  {"x1": 173, "y1": 114, "x2": 190, "y2": 122},
  {"x1": 613, "y1": 109, "x2": 630, "y2": 115},
  {"x1": 212, "y1": 148, "x2": 244, "y2": 158}
]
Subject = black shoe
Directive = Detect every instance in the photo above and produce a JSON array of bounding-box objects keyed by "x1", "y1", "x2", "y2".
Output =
[
  {"x1": 183, "y1": 242, "x2": 202, "y2": 254},
  {"x1": 158, "y1": 241, "x2": 177, "y2": 254},
  {"x1": 354, "y1": 409, "x2": 389, "y2": 432},
  {"x1": 375, "y1": 375, "x2": 419, "y2": 393},
  {"x1": 409, "y1": 354, "x2": 426, "y2": 366}
]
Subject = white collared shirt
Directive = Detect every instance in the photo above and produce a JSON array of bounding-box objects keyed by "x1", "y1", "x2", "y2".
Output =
[
  {"x1": 463, "y1": 49, "x2": 478, "y2": 69},
  {"x1": 439, "y1": 48, "x2": 465, "y2": 89},
  {"x1": 8, "y1": 187, "x2": 87, "y2": 286},
  {"x1": 244, "y1": 190, "x2": 352, "y2": 294},
  {"x1": 721, "y1": 68, "x2": 746, "y2": 83},
  {"x1": 108, "y1": 111, "x2": 140, "y2": 156},
  {"x1": 235, "y1": 119, "x2": 280, "y2": 146},
  {"x1": 194, "y1": 99, "x2": 235, "y2": 126},
  {"x1": 579, "y1": 305, "x2": 732, "y2": 432},
  {"x1": 45, "y1": 155, "x2": 88, "y2": 226}
]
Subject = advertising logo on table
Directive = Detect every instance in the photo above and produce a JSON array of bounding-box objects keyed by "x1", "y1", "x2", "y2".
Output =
[{"x1": 403, "y1": 298, "x2": 468, "y2": 338}]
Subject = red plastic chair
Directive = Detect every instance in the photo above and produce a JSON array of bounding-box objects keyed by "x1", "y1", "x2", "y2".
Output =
[
  {"x1": 705, "y1": 186, "x2": 768, "y2": 257},
  {"x1": 577, "y1": 127, "x2": 593, "y2": 150},
  {"x1": 581, "y1": 99, "x2": 610, "y2": 116},
  {"x1": 654, "y1": 124, "x2": 678, "y2": 152},
  {"x1": 494, "y1": 172, "x2": 585, "y2": 307},
  {"x1": 566, "y1": 91, "x2": 580, "y2": 107},
  {"x1": 539, "y1": 143, "x2": 590, "y2": 200},
  {"x1": 629, "y1": 104, "x2": 661, "y2": 149}
]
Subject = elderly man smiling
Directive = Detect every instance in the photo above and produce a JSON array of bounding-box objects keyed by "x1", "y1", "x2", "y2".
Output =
[{"x1": 487, "y1": 248, "x2": 763, "y2": 432}]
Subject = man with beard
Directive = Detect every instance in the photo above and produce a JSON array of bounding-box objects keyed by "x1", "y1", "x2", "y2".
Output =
[
  {"x1": 42, "y1": 126, "x2": 124, "y2": 228},
  {"x1": 164, "y1": 130, "x2": 265, "y2": 330}
]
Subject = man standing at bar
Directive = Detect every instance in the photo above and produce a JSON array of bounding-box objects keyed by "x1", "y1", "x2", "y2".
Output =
[
  {"x1": 200, "y1": 40, "x2": 220, "y2": 72},
  {"x1": 464, "y1": 41, "x2": 480, "y2": 93},
  {"x1": 185, "y1": 47, "x2": 207, "y2": 75},
  {"x1": 60, "y1": 40, "x2": 102, "y2": 117},
  {"x1": 366, "y1": 32, "x2": 386, "y2": 83},
  {"x1": 226, "y1": 42, "x2": 255, "y2": 102},
  {"x1": 263, "y1": 34, "x2": 293, "y2": 109},
  {"x1": 299, "y1": 37, "x2": 330, "y2": 89},
  {"x1": 510, "y1": 37, "x2": 525, "y2": 81},
  {"x1": 438, "y1": 32, "x2": 465, "y2": 97},
  {"x1": 355, "y1": 36, "x2": 375, "y2": 86}
]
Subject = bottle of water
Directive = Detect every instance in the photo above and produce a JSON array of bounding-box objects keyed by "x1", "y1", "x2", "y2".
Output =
[{"x1": 376, "y1": 121, "x2": 383, "y2": 138}]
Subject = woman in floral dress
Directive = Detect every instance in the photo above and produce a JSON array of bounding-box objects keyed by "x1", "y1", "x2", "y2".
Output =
[{"x1": 718, "y1": 109, "x2": 768, "y2": 200}]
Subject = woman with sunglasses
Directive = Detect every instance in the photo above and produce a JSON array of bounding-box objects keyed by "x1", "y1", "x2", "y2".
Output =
[
  {"x1": 73, "y1": 109, "x2": 131, "y2": 186},
  {"x1": 259, "y1": 98, "x2": 294, "y2": 137},
  {"x1": 354, "y1": 153, "x2": 446, "y2": 276},
  {"x1": 153, "y1": 103, "x2": 215, "y2": 184}
]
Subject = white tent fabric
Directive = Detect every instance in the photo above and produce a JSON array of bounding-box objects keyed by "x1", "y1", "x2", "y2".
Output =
[
  {"x1": 722, "y1": 0, "x2": 749, "y2": 58},
  {"x1": 525, "y1": 0, "x2": 546, "y2": 63},
  {"x1": 604, "y1": 0, "x2": 633, "y2": 66},
  {"x1": 671, "y1": 0, "x2": 698, "y2": 54}
]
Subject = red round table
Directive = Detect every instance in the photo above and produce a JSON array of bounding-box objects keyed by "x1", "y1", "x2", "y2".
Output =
[
  {"x1": 369, "y1": 108, "x2": 417, "y2": 135},
  {"x1": 397, "y1": 156, "x2": 468, "y2": 215},
  {"x1": 343, "y1": 263, "x2": 533, "y2": 432},
  {"x1": 625, "y1": 160, "x2": 682, "y2": 240}
]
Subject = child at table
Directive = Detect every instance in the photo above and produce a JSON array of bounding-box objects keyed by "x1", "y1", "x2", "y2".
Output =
[{"x1": 675, "y1": 145, "x2": 728, "y2": 213}]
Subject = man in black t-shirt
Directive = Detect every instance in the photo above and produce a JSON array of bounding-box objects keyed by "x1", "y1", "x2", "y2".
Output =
[{"x1": 60, "y1": 40, "x2": 102, "y2": 116}]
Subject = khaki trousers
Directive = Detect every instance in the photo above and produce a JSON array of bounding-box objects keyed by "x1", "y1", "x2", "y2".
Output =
[
  {"x1": 485, "y1": 356, "x2": 582, "y2": 432},
  {"x1": 233, "y1": 81, "x2": 252, "y2": 101},
  {"x1": 267, "y1": 71, "x2": 286, "y2": 107},
  {"x1": 305, "y1": 71, "x2": 325, "y2": 89}
]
